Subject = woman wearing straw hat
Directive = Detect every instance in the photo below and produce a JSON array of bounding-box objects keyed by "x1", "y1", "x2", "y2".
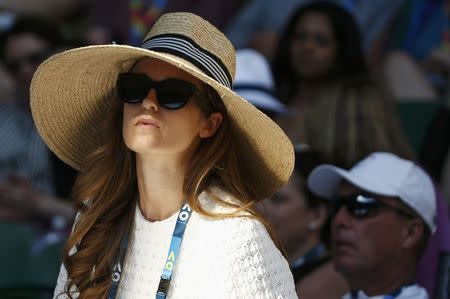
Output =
[{"x1": 30, "y1": 12, "x2": 296, "y2": 299}]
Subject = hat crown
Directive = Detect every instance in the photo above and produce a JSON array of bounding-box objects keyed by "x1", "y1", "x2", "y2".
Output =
[
  {"x1": 351, "y1": 152, "x2": 412, "y2": 183},
  {"x1": 144, "y1": 12, "x2": 236, "y2": 85}
]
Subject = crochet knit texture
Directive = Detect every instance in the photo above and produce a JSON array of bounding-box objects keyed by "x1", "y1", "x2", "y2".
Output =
[{"x1": 53, "y1": 189, "x2": 297, "y2": 298}]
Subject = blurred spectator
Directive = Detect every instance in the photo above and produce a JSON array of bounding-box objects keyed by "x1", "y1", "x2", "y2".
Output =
[
  {"x1": 272, "y1": 1, "x2": 368, "y2": 105},
  {"x1": 381, "y1": 0, "x2": 450, "y2": 201},
  {"x1": 383, "y1": 52, "x2": 439, "y2": 102},
  {"x1": 164, "y1": 0, "x2": 245, "y2": 33},
  {"x1": 1, "y1": 0, "x2": 89, "y2": 44},
  {"x1": 0, "y1": 16, "x2": 63, "y2": 104},
  {"x1": 234, "y1": 49, "x2": 286, "y2": 118},
  {"x1": 272, "y1": 2, "x2": 414, "y2": 168},
  {"x1": 226, "y1": 0, "x2": 308, "y2": 59},
  {"x1": 1, "y1": 0, "x2": 80, "y2": 20},
  {"x1": 225, "y1": 0, "x2": 407, "y2": 60},
  {"x1": 442, "y1": 154, "x2": 450, "y2": 199},
  {"x1": 383, "y1": 0, "x2": 450, "y2": 101},
  {"x1": 308, "y1": 152, "x2": 436, "y2": 299},
  {"x1": 88, "y1": 0, "x2": 129, "y2": 44},
  {"x1": 262, "y1": 145, "x2": 348, "y2": 298},
  {"x1": 0, "y1": 16, "x2": 76, "y2": 227},
  {"x1": 416, "y1": 184, "x2": 450, "y2": 298},
  {"x1": 346, "y1": 0, "x2": 406, "y2": 52},
  {"x1": 271, "y1": 3, "x2": 449, "y2": 295},
  {"x1": 0, "y1": 62, "x2": 15, "y2": 104},
  {"x1": 88, "y1": 0, "x2": 244, "y2": 46}
]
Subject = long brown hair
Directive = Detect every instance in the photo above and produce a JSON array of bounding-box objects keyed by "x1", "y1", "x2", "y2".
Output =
[
  {"x1": 304, "y1": 81, "x2": 416, "y2": 168},
  {"x1": 58, "y1": 83, "x2": 277, "y2": 298},
  {"x1": 278, "y1": 80, "x2": 415, "y2": 169}
]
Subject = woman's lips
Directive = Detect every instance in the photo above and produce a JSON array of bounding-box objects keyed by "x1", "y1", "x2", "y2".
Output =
[{"x1": 136, "y1": 117, "x2": 160, "y2": 128}]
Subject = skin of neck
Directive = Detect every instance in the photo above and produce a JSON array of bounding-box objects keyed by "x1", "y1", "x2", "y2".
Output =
[
  {"x1": 288, "y1": 232, "x2": 321, "y2": 264},
  {"x1": 343, "y1": 254, "x2": 417, "y2": 296},
  {"x1": 135, "y1": 152, "x2": 190, "y2": 222}
]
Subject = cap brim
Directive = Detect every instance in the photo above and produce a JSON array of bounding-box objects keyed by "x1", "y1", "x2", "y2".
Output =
[
  {"x1": 30, "y1": 45, "x2": 294, "y2": 199},
  {"x1": 307, "y1": 165, "x2": 350, "y2": 198},
  {"x1": 232, "y1": 89, "x2": 286, "y2": 113},
  {"x1": 307, "y1": 165, "x2": 399, "y2": 199}
]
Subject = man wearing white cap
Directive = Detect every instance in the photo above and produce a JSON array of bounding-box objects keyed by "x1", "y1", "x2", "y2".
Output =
[
  {"x1": 233, "y1": 48, "x2": 287, "y2": 118},
  {"x1": 307, "y1": 152, "x2": 436, "y2": 299}
]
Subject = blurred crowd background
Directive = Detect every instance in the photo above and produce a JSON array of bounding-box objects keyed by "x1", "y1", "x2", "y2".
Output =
[{"x1": 0, "y1": 0, "x2": 449, "y2": 298}]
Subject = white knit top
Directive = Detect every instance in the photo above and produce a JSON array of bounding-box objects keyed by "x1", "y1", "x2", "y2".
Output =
[{"x1": 53, "y1": 188, "x2": 297, "y2": 298}]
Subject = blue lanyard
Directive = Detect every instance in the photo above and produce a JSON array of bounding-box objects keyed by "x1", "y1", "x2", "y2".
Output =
[
  {"x1": 351, "y1": 283, "x2": 415, "y2": 299},
  {"x1": 107, "y1": 203, "x2": 193, "y2": 299},
  {"x1": 291, "y1": 243, "x2": 327, "y2": 270},
  {"x1": 382, "y1": 288, "x2": 402, "y2": 299},
  {"x1": 108, "y1": 229, "x2": 129, "y2": 299}
]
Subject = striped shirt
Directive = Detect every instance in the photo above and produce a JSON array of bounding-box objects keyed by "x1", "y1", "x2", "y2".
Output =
[{"x1": 0, "y1": 103, "x2": 54, "y2": 195}]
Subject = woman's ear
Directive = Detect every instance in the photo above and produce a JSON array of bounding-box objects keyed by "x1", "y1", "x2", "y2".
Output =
[{"x1": 199, "y1": 112, "x2": 223, "y2": 138}]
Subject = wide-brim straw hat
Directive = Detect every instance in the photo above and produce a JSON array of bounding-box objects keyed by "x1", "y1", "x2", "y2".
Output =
[{"x1": 30, "y1": 12, "x2": 294, "y2": 199}]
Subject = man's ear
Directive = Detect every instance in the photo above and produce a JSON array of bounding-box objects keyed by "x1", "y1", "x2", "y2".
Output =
[
  {"x1": 307, "y1": 204, "x2": 328, "y2": 231},
  {"x1": 199, "y1": 112, "x2": 223, "y2": 138},
  {"x1": 401, "y1": 218, "x2": 424, "y2": 249}
]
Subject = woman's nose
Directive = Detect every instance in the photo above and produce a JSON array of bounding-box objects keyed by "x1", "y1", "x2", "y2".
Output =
[{"x1": 142, "y1": 88, "x2": 158, "y2": 111}]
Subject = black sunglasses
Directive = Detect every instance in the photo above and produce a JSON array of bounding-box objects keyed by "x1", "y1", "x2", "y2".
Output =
[
  {"x1": 5, "y1": 51, "x2": 50, "y2": 72},
  {"x1": 116, "y1": 73, "x2": 199, "y2": 110},
  {"x1": 330, "y1": 194, "x2": 415, "y2": 219}
]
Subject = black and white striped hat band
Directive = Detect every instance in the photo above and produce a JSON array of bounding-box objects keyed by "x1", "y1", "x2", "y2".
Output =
[{"x1": 141, "y1": 34, "x2": 233, "y2": 89}]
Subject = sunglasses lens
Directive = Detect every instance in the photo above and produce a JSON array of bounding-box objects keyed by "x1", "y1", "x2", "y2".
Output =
[
  {"x1": 116, "y1": 74, "x2": 197, "y2": 109},
  {"x1": 157, "y1": 79, "x2": 197, "y2": 110},
  {"x1": 117, "y1": 74, "x2": 150, "y2": 103},
  {"x1": 332, "y1": 195, "x2": 379, "y2": 219},
  {"x1": 348, "y1": 202, "x2": 372, "y2": 218}
]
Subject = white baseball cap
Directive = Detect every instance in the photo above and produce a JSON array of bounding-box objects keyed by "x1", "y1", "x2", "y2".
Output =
[
  {"x1": 307, "y1": 152, "x2": 437, "y2": 233},
  {"x1": 233, "y1": 49, "x2": 287, "y2": 113}
]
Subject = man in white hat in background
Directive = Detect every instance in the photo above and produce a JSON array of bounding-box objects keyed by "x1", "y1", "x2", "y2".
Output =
[
  {"x1": 307, "y1": 152, "x2": 436, "y2": 299},
  {"x1": 233, "y1": 48, "x2": 286, "y2": 119}
]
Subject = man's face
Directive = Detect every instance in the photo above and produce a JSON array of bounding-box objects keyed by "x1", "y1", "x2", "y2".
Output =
[
  {"x1": 4, "y1": 33, "x2": 51, "y2": 96},
  {"x1": 330, "y1": 181, "x2": 412, "y2": 279}
]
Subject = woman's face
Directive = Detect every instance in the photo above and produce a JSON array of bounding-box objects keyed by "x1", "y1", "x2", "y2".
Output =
[
  {"x1": 289, "y1": 11, "x2": 337, "y2": 80},
  {"x1": 122, "y1": 57, "x2": 221, "y2": 160},
  {"x1": 263, "y1": 173, "x2": 317, "y2": 251}
]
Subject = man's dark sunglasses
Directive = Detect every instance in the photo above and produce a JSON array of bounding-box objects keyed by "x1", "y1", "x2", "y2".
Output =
[
  {"x1": 5, "y1": 51, "x2": 50, "y2": 72},
  {"x1": 116, "y1": 73, "x2": 199, "y2": 110},
  {"x1": 330, "y1": 194, "x2": 415, "y2": 219}
]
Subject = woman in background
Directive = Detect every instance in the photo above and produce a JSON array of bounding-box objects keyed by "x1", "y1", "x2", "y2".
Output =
[
  {"x1": 262, "y1": 146, "x2": 348, "y2": 298},
  {"x1": 272, "y1": 1, "x2": 414, "y2": 168}
]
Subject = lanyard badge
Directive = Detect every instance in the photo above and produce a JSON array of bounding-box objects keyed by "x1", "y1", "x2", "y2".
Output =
[
  {"x1": 108, "y1": 203, "x2": 193, "y2": 299},
  {"x1": 157, "y1": 203, "x2": 192, "y2": 298}
]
